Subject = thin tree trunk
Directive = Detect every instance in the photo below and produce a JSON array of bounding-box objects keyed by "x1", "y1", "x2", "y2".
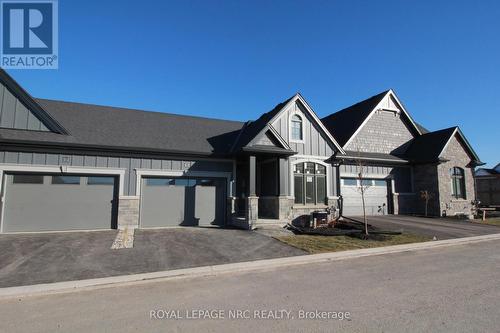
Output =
[{"x1": 361, "y1": 188, "x2": 368, "y2": 235}]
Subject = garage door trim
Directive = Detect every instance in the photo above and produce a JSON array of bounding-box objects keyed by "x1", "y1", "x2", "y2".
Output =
[{"x1": 0, "y1": 164, "x2": 126, "y2": 233}]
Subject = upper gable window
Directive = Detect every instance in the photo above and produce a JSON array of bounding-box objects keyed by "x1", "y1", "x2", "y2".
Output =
[
  {"x1": 291, "y1": 114, "x2": 303, "y2": 141},
  {"x1": 450, "y1": 167, "x2": 466, "y2": 199}
]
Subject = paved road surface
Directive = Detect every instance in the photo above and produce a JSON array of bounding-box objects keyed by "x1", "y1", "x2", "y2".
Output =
[
  {"x1": 1, "y1": 240, "x2": 499, "y2": 333},
  {"x1": 349, "y1": 215, "x2": 500, "y2": 239}
]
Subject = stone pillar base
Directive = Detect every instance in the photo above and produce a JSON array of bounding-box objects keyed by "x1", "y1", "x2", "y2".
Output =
[
  {"x1": 117, "y1": 196, "x2": 140, "y2": 229},
  {"x1": 246, "y1": 196, "x2": 259, "y2": 229},
  {"x1": 278, "y1": 196, "x2": 293, "y2": 221}
]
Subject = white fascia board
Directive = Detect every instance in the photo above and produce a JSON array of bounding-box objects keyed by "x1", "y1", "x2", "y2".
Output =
[{"x1": 437, "y1": 127, "x2": 458, "y2": 160}]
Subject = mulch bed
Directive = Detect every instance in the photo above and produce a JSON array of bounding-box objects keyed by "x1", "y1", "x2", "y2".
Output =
[{"x1": 287, "y1": 219, "x2": 401, "y2": 237}]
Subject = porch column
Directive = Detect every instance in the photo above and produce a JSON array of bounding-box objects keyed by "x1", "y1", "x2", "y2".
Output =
[
  {"x1": 246, "y1": 155, "x2": 258, "y2": 228},
  {"x1": 278, "y1": 157, "x2": 292, "y2": 221},
  {"x1": 249, "y1": 155, "x2": 256, "y2": 197},
  {"x1": 279, "y1": 157, "x2": 287, "y2": 196}
]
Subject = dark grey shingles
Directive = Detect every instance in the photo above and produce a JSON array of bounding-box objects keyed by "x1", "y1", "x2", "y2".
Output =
[
  {"x1": 231, "y1": 96, "x2": 294, "y2": 153},
  {"x1": 321, "y1": 91, "x2": 389, "y2": 147},
  {"x1": 0, "y1": 99, "x2": 246, "y2": 156},
  {"x1": 402, "y1": 127, "x2": 457, "y2": 163}
]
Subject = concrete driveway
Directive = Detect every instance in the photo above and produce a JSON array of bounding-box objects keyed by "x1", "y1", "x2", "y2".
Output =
[
  {"x1": 0, "y1": 228, "x2": 305, "y2": 288},
  {"x1": 351, "y1": 215, "x2": 500, "y2": 239}
]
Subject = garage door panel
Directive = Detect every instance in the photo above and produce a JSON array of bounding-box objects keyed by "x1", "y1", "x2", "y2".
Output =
[
  {"x1": 140, "y1": 177, "x2": 225, "y2": 228},
  {"x1": 341, "y1": 178, "x2": 389, "y2": 216},
  {"x1": 141, "y1": 184, "x2": 186, "y2": 227},
  {"x1": 2, "y1": 174, "x2": 117, "y2": 233}
]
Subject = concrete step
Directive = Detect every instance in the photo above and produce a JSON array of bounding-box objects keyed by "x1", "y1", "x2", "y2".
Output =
[{"x1": 254, "y1": 219, "x2": 288, "y2": 227}]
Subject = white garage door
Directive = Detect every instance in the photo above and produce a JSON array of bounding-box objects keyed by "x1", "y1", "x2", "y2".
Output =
[
  {"x1": 140, "y1": 177, "x2": 226, "y2": 228},
  {"x1": 341, "y1": 178, "x2": 389, "y2": 216},
  {"x1": 2, "y1": 173, "x2": 118, "y2": 233}
]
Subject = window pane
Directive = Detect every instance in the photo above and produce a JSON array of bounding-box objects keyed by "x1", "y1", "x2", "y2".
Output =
[
  {"x1": 12, "y1": 174, "x2": 44, "y2": 184},
  {"x1": 52, "y1": 176, "x2": 80, "y2": 185},
  {"x1": 294, "y1": 163, "x2": 304, "y2": 174},
  {"x1": 291, "y1": 125, "x2": 302, "y2": 140},
  {"x1": 291, "y1": 116, "x2": 302, "y2": 140},
  {"x1": 197, "y1": 179, "x2": 214, "y2": 186},
  {"x1": 305, "y1": 163, "x2": 315, "y2": 174},
  {"x1": 175, "y1": 178, "x2": 196, "y2": 187},
  {"x1": 305, "y1": 175, "x2": 315, "y2": 204},
  {"x1": 455, "y1": 178, "x2": 462, "y2": 197},
  {"x1": 316, "y1": 176, "x2": 326, "y2": 205},
  {"x1": 343, "y1": 178, "x2": 357, "y2": 186},
  {"x1": 88, "y1": 176, "x2": 114, "y2": 185},
  {"x1": 145, "y1": 178, "x2": 173, "y2": 186},
  {"x1": 316, "y1": 164, "x2": 326, "y2": 175},
  {"x1": 360, "y1": 179, "x2": 373, "y2": 187},
  {"x1": 294, "y1": 175, "x2": 304, "y2": 204},
  {"x1": 374, "y1": 179, "x2": 386, "y2": 187}
]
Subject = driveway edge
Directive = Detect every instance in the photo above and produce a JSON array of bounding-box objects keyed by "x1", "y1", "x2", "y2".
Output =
[{"x1": 2, "y1": 233, "x2": 500, "y2": 299}]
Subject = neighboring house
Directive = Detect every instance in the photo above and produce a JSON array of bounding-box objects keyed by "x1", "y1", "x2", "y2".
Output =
[
  {"x1": 0, "y1": 70, "x2": 483, "y2": 233},
  {"x1": 322, "y1": 90, "x2": 482, "y2": 218},
  {"x1": 475, "y1": 163, "x2": 500, "y2": 206}
]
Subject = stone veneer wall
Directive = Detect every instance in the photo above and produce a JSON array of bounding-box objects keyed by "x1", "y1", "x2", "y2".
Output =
[
  {"x1": 437, "y1": 135, "x2": 475, "y2": 218},
  {"x1": 412, "y1": 164, "x2": 441, "y2": 216}
]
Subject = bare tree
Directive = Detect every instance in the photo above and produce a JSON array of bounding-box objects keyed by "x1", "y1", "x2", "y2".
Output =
[
  {"x1": 420, "y1": 190, "x2": 433, "y2": 217},
  {"x1": 351, "y1": 148, "x2": 371, "y2": 235}
]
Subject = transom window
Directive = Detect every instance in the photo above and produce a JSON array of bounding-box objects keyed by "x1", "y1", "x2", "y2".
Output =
[
  {"x1": 450, "y1": 167, "x2": 466, "y2": 199},
  {"x1": 290, "y1": 114, "x2": 303, "y2": 141},
  {"x1": 294, "y1": 162, "x2": 327, "y2": 205}
]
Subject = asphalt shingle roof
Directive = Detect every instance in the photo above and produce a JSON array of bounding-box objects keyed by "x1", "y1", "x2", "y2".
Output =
[
  {"x1": 0, "y1": 98, "x2": 245, "y2": 156},
  {"x1": 402, "y1": 127, "x2": 457, "y2": 163}
]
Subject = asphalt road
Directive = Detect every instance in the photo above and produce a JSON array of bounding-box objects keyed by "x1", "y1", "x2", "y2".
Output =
[
  {"x1": 350, "y1": 215, "x2": 500, "y2": 239},
  {"x1": 1, "y1": 240, "x2": 499, "y2": 333}
]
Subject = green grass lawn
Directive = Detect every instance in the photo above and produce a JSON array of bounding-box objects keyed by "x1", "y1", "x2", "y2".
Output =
[
  {"x1": 472, "y1": 218, "x2": 500, "y2": 226},
  {"x1": 274, "y1": 233, "x2": 432, "y2": 254}
]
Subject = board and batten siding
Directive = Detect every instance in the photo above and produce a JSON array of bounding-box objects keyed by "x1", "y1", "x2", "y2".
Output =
[
  {"x1": 0, "y1": 82, "x2": 49, "y2": 131},
  {"x1": 271, "y1": 101, "x2": 335, "y2": 157},
  {"x1": 0, "y1": 151, "x2": 233, "y2": 196}
]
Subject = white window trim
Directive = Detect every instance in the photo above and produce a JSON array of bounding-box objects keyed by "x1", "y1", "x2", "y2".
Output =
[
  {"x1": 289, "y1": 111, "x2": 305, "y2": 144},
  {"x1": 0, "y1": 163, "x2": 127, "y2": 233}
]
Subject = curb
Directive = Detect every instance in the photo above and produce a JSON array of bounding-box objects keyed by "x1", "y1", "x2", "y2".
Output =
[{"x1": 1, "y1": 233, "x2": 499, "y2": 299}]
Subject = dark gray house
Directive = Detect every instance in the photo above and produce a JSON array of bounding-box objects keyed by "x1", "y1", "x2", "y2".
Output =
[
  {"x1": 0, "y1": 70, "x2": 482, "y2": 233},
  {"x1": 475, "y1": 163, "x2": 500, "y2": 206}
]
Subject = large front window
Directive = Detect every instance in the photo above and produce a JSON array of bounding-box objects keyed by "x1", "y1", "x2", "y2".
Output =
[
  {"x1": 450, "y1": 167, "x2": 466, "y2": 199},
  {"x1": 294, "y1": 162, "x2": 327, "y2": 205}
]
